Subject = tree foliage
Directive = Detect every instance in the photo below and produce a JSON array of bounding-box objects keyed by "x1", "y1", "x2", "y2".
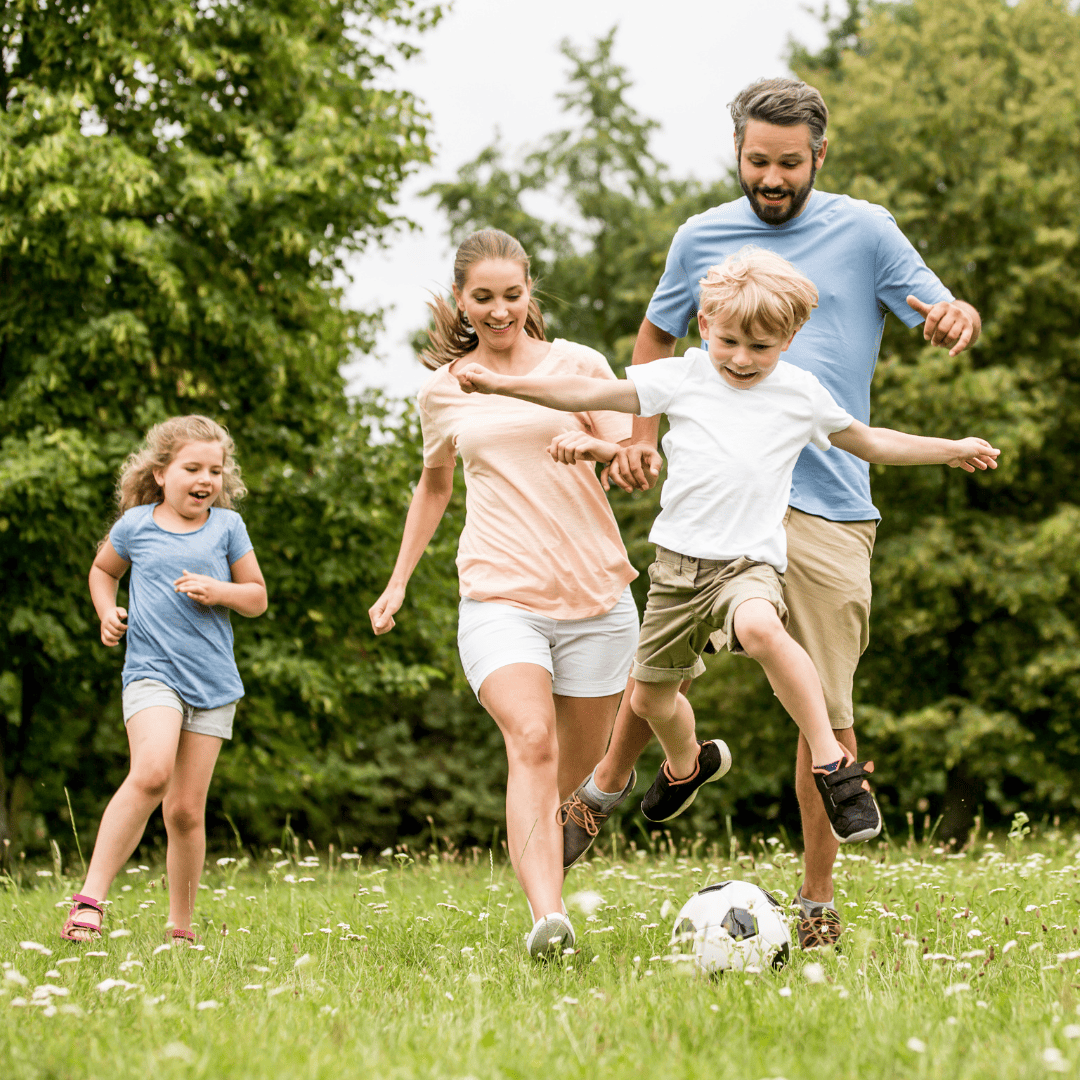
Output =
[
  {"x1": 790, "y1": 0, "x2": 1080, "y2": 837},
  {"x1": 0, "y1": 0, "x2": 449, "y2": 851}
]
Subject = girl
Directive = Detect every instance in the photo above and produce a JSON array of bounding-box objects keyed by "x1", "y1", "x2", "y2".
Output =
[
  {"x1": 369, "y1": 229, "x2": 640, "y2": 960},
  {"x1": 61, "y1": 415, "x2": 267, "y2": 943}
]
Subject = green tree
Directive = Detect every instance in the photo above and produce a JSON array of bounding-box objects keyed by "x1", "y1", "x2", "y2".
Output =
[
  {"x1": 791, "y1": 0, "x2": 1080, "y2": 838},
  {"x1": 0, "y1": 0, "x2": 446, "y2": 852}
]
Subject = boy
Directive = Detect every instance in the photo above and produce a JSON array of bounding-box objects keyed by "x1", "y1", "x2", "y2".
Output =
[{"x1": 455, "y1": 246, "x2": 998, "y2": 842}]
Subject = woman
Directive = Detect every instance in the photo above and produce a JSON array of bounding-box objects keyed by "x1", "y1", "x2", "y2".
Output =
[{"x1": 369, "y1": 229, "x2": 638, "y2": 959}]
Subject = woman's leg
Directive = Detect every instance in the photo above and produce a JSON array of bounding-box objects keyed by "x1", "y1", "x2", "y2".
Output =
[
  {"x1": 552, "y1": 691, "x2": 623, "y2": 800},
  {"x1": 161, "y1": 730, "x2": 223, "y2": 933},
  {"x1": 479, "y1": 663, "x2": 564, "y2": 919},
  {"x1": 69, "y1": 707, "x2": 183, "y2": 939}
]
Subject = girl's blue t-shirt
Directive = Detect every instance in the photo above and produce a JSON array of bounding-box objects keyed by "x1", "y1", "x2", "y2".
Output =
[{"x1": 109, "y1": 504, "x2": 254, "y2": 709}]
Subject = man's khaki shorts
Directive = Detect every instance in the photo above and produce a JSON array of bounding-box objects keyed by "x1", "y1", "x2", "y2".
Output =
[
  {"x1": 708, "y1": 507, "x2": 876, "y2": 729},
  {"x1": 632, "y1": 546, "x2": 788, "y2": 684}
]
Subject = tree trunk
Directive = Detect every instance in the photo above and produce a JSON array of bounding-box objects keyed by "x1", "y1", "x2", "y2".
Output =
[{"x1": 938, "y1": 761, "x2": 978, "y2": 846}]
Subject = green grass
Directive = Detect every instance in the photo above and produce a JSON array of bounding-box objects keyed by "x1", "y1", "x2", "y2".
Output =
[{"x1": 4, "y1": 830, "x2": 1080, "y2": 1079}]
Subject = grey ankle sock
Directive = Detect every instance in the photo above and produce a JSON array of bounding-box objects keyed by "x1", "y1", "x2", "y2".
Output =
[
  {"x1": 797, "y1": 888, "x2": 837, "y2": 915},
  {"x1": 582, "y1": 772, "x2": 626, "y2": 813}
]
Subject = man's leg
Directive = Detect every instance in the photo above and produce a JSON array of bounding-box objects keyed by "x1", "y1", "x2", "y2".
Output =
[
  {"x1": 796, "y1": 726, "x2": 857, "y2": 903},
  {"x1": 783, "y1": 509, "x2": 876, "y2": 937}
]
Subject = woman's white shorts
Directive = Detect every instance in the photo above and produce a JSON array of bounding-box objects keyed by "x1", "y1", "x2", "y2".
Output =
[{"x1": 457, "y1": 586, "x2": 639, "y2": 701}]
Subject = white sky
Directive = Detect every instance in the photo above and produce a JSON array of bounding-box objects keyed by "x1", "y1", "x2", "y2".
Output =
[{"x1": 342, "y1": 0, "x2": 829, "y2": 399}]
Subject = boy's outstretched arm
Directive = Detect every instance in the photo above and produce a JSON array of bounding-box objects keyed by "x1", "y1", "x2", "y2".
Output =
[
  {"x1": 830, "y1": 420, "x2": 1000, "y2": 472},
  {"x1": 455, "y1": 363, "x2": 641, "y2": 414}
]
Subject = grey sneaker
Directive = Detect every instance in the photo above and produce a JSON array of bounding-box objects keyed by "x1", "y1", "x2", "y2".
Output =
[
  {"x1": 795, "y1": 889, "x2": 843, "y2": 950},
  {"x1": 526, "y1": 912, "x2": 575, "y2": 960},
  {"x1": 557, "y1": 770, "x2": 636, "y2": 870}
]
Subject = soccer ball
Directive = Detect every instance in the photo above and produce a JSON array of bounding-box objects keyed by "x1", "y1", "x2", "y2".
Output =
[{"x1": 669, "y1": 880, "x2": 791, "y2": 973}]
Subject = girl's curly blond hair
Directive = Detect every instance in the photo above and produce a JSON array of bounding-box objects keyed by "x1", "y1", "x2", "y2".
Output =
[{"x1": 115, "y1": 415, "x2": 245, "y2": 515}]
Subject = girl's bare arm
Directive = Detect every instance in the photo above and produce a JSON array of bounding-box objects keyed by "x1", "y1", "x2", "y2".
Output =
[
  {"x1": 173, "y1": 550, "x2": 268, "y2": 617},
  {"x1": 89, "y1": 540, "x2": 131, "y2": 646}
]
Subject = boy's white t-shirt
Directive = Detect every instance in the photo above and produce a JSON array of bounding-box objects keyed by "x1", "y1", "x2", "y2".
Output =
[{"x1": 626, "y1": 349, "x2": 854, "y2": 573}]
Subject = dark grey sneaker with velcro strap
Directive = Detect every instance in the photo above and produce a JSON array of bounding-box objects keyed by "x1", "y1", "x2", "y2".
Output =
[{"x1": 812, "y1": 757, "x2": 882, "y2": 843}]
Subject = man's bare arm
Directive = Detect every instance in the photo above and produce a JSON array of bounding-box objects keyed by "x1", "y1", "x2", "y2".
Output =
[{"x1": 605, "y1": 318, "x2": 677, "y2": 491}]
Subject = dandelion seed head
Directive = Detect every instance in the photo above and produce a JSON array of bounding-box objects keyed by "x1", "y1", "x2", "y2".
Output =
[
  {"x1": 906, "y1": 1038, "x2": 926, "y2": 1053},
  {"x1": 1042, "y1": 1048, "x2": 1067, "y2": 1072},
  {"x1": 803, "y1": 963, "x2": 826, "y2": 984},
  {"x1": 566, "y1": 891, "x2": 604, "y2": 916},
  {"x1": 161, "y1": 1043, "x2": 194, "y2": 1062}
]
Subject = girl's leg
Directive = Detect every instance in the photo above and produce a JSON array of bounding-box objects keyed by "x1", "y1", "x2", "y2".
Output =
[
  {"x1": 69, "y1": 707, "x2": 184, "y2": 939},
  {"x1": 732, "y1": 598, "x2": 844, "y2": 766},
  {"x1": 479, "y1": 664, "x2": 564, "y2": 919},
  {"x1": 161, "y1": 730, "x2": 223, "y2": 933},
  {"x1": 552, "y1": 691, "x2": 623, "y2": 800},
  {"x1": 630, "y1": 681, "x2": 699, "y2": 778}
]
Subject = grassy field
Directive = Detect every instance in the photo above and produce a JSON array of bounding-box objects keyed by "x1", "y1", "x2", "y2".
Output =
[{"x1": 4, "y1": 825, "x2": 1080, "y2": 1079}]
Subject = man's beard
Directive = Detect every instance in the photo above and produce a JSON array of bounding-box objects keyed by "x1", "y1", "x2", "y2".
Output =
[{"x1": 738, "y1": 160, "x2": 817, "y2": 225}]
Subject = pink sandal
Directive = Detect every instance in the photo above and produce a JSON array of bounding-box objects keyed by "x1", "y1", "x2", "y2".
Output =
[
  {"x1": 171, "y1": 928, "x2": 197, "y2": 944},
  {"x1": 60, "y1": 894, "x2": 104, "y2": 941}
]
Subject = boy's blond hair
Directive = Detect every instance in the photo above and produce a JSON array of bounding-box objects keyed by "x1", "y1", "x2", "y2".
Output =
[{"x1": 698, "y1": 246, "x2": 818, "y2": 339}]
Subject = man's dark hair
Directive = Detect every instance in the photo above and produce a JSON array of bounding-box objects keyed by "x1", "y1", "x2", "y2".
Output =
[{"x1": 730, "y1": 78, "x2": 829, "y2": 156}]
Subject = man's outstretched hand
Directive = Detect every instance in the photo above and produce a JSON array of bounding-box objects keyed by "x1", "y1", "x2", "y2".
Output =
[
  {"x1": 600, "y1": 443, "x2": 663, "y2": 492},
  {"x1": 906, "y1": 296, "x2": 981, "y2": 356}
]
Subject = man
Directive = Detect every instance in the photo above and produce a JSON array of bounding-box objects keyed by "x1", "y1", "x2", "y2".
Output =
[{"x1": 558, "y1": 77, "x2": 981, "y2": 949}]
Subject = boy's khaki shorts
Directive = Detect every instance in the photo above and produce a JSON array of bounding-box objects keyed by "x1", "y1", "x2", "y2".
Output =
[
  {"x1": 708, "y1": 507, "x2": 876, "y2": 730},
  {"x1": 632, "y1": 547, "x2": 787, "y2": 685}
]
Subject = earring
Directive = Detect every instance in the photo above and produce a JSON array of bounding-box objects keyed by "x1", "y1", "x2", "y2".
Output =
[{"x1": 459, "y1": 310, "x2": 472, "y2": 330}]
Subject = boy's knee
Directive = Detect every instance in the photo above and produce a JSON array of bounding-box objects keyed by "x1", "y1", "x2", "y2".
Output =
[
  {"x1": 733, "y1": 601, "x2": 786, "y2": 657},
  {"x1": 630, "y1": 682, "x2": 678, "y2": 725}
]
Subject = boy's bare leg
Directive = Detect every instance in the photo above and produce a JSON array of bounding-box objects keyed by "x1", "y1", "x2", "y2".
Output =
[
  {"x1": 593, "y1": 675, "x2": 697, "y2": 794},
  {"x1": 629, "y1": 681, "x2": 696, "y2": 777},
  {"x1": 731, "y1": 599, "x2": 845, "y2": 767},
  {"x1": 796, "y1": 726, "x2": 857, "y2": 903}
]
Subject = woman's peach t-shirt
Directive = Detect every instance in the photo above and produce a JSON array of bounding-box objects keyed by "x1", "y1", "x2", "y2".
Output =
[{"x1": 418, "y1": 339, "x2": 637, "y2": 620}]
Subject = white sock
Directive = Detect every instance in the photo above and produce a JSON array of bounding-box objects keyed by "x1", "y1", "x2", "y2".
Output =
[
  {"x1": 581, "y1": 771, "x2": 627, "y2": 812},
  {"x1": 797, "y1": 888, "x2": 836, "y2": 915}
]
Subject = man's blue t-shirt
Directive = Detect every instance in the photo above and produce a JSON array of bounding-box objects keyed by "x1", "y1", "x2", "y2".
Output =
[
  {"x1": 109, "y1": 504, "x2": 254, "y2": 708},
  {"x1": 645, "y1": 190, "x2": 954, "y2": 521}
]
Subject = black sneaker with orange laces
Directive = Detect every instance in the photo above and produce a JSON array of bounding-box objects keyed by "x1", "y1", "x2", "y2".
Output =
[{"x1": 812, "y1": 754, "x2": 882, "y2": 843}]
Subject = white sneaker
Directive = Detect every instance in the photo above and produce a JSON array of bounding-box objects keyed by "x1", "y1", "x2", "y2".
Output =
[{"x1": 526, "y1": 912, "x2": 575, "y2": 960}]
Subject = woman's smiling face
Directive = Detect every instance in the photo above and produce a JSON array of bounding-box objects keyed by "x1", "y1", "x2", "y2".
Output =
[{"x1": 453, "y1": 258, "x2": 532, "y2": 352}]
